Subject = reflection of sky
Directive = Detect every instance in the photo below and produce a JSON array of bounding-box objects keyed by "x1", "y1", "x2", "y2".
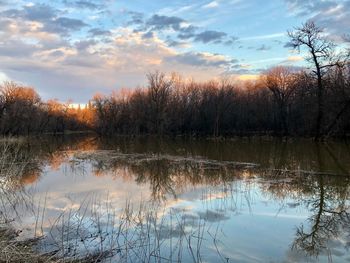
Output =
[
  {"x1": 6, "y1": 156, "x2": 348, "y2": 262},
  {"x1": 171, "y1": 184, "x2": 309, "y2": 262}
]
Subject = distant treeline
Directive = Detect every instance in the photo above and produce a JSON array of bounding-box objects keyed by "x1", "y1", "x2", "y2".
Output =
[
  {"x1": 0, "y1": 82, "x2": 93, "y2": 135},
  {"x1": 0, "y1": 22, "x2": 349, "y2": 139},
  {"x1": 92, "y1": 66, "x2": 349, "y2": 139}
]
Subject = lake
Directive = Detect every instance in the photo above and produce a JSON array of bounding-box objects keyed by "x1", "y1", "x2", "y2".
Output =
[{"x1": 1, "y1": 135, "x2": 350, "y2": 262}]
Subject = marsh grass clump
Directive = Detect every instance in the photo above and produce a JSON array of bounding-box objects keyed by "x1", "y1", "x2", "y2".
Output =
[
  {"x1": 0, "y1": 227, "x2": 52, "y2": 263},
  {"x1": 0, "y1": 138, "x2": 51, "y2": 263},
  {"x1": 0, "y1": 137, "x2": 39, "y2": 186},
  {"x1": 32, "y1": 197, "x2": 223, "y2": 263}
]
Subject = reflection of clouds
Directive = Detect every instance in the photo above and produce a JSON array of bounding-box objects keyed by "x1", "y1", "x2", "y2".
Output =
[
  {"x1": 197, "y1": 209, "x2": 230, "y2": 222},
  {"x1": 253, "y1": 212, "x2": 307, "y2": 219},
  {"x1": 287, "y1": 202, "x2": 300, "y2": 208},
  {"x1": 2, "y1": 137, "x2": 350, "y2": 263},
  {"x1": 155, "y1": 216, "x2": 201, "y2": 240},
  {"x1": 201, "y1": 190, "x2": 231, "y2": 201}
]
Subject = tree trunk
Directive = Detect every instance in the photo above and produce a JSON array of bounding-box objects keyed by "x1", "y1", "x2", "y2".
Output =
[
  {"x1": 324, "y1": 99, "x2": 350, "y2": 137},
  {"x1": 313, "y1": 51, "x2": 324, "y2": 141}
]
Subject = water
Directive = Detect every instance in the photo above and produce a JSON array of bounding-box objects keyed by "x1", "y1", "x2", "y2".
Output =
[{"x1": 1, "y1": 135, "x2": 350, "y2": 262}]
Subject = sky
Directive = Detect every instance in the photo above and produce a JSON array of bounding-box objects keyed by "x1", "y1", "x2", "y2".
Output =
[{"x1": 0, "y1": 0, "x2": 349, "y2": 102}]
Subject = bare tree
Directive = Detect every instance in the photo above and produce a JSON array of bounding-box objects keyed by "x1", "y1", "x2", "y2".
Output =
[
  {"x1": 263, "y1": 66, "x2": 297, "y2": 135},
  {"x1": 0, "y1": 81, "x2": 42, "y2": 134},
  {"x1": 147, "y1": 71, "x2": 174, "y2": 135},
  {"x1": 213, "y1": 78, "x2": 235, "y2": 137},
  {"x1": 288, "y1": 21, "x2": 347, "y2": 140}
]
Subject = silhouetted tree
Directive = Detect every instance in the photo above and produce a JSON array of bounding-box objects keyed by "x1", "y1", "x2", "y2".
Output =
[
  {"x1": 263, "y1": 66, "x2": 297, "y2": 135},
  {"x1": 147, "y1": 71, "x2": 174, "y2": 135},
  {"x1": 288, "y1": 21, "x2": 348, "y2": 140}
]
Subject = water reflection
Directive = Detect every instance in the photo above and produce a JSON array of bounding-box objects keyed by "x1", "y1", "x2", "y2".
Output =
[
  {"x1": 0, "y1": 135, "x2": 349, "y2": 262},
  {"x1": 292, "y1": 145, "x2": 350, "y2": 259}
]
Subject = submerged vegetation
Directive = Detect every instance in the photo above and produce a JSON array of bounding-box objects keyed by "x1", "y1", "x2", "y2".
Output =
[{"x1": 0, "y1": 22, "x2": 349, "y2": 139}]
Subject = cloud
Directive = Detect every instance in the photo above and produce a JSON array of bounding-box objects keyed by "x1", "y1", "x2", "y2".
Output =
[
  {"x1": 176, "y1": 25, "x2": 198, "y2": 39},
  {"x1": 74, "y1": 39, "x2": 97, "y2": 50},
  {"x1": 283, "y1": 41, "x2": 295, "y2": 48},
  {"x1": 63, "y1": 0, "x2": 105, "y2": 10},
  {"x1": 0, "y1": 26, "x2": 232, "y2": 101},
  {"x1": 256, "y1": 44, "x2": 271, "y2": 51},
  {"x1": 285, "y1": 0, "x2": 338, "y2": 16},
  {"x1": 285, "y1": 0, "x2": 350, "y2": 37},
  {"x1": 146, "y1": 14, "x2": 185, "y2": 31},
  {"x1": 224, "y1": 36, "x2": 239, "y2": 46},
  {"x1": 49, "y1": 17, "x2": 88, "y2": 32},
  {"x1": 226, "y1": 63, "x2": 260, "y2": 75},
  {"x1": 0, "y1": 39, "x2": 40, "y2": 58},
  {"x1": 0, "y1": 72, "x2": 10, "y2": 82},
  {"x1": 166, "y1": 38, "x2": 191, "y2": 48},
  {"x1": 0, "y1": 3, "x2": 88, "y2": 36},
  {"x1": 142, "y1": 31, "x2": 154, "y2": 39},
  {"x1": 165, "y1": 51, "x2": 234, "y2": 67},
  {"x1": 129, "y1": 13, "x2": 230, "y2": 46},
  {"x1": 0, "y1": 19, "x2": 12, "y2": 32},
  {"x1": 240, "y1": 33, "x2": 285, "y2": 41},
  {"x1": 48, "y1": 50, "x2": 65, "y2": 57},
  {"x1": 279, "y1": 55, "x2": 304, "y2": 65},
  {"x1": 236, "y1": 74, "x2": 259, "y2": 81},
  {"x1": 203, "y1": 1, "x2": 219, "y2": 9},
  {"x1": 178, "y1": 28, "x2": 228, "y2": 44},
  {"x1": 0, "y1": 2, "x2": 252, "y2": 102},
  {"x1": 286, "y1": 55, "x2": 303, "y2": 62},
  {"x1": 126, "y1": 11, "x2": 144, "y2": 25},
  {"x1": 194, "y1": 30, "x2": 227, "y2": 43},
  {"x1": 158, "y1": 4, "x2": 195, "y2": 16},
  {"x1": 88, "y1": 27, "x2": 111, "y2": 36},
  {"x1": 2, "y1": 4, "x2": 57, "y2": 22}
]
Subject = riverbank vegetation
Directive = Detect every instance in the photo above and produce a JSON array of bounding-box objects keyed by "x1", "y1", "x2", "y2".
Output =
[{"x1": 0, "y1": 22, "x2": 349, "y2": 140}]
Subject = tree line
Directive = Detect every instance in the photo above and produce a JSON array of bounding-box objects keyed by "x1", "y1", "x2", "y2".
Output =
[
  {"x1": 0, "y1": 81, "x2": 94, "y2": 135},
  {"x1": 1, "y1": 22, "x2": 349, "y2": 139}
]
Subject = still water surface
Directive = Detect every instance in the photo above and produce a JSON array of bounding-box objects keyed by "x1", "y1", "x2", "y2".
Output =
[{"x1": 1, "y1": 135, "x2": 350, "y2": 262}]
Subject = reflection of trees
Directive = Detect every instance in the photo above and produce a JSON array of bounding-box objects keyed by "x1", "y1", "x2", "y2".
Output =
[
  {"x1": 0, "y1": 135, "x2": 98, "y2": 188},
  {"x1": 291, "y1": 144, "x2": 350, "y2": 257},
  {"x1": 79, "y1": 151, "x2": 250, "y2": 201},
  {"x1": 0, "y1": 135, "x2": 97, "y2": 222},
  {"x1": 133, "y1": 159, "x2": 244, "y2": 201},
  {"x1": 78, "y1": 144, "x2": 350, "y2": 259},
  {"x1": 293, "y1": 184, "x2": 349, "y2": 256},
  {"x1": 1, "y1": 135, "x2": 350, "y2": 260},
  {"x1": 96, "y1": 136, "x2": 350, "y2": 175},
  {"x1": 259, "y1": 143, "x2": 350, "y2": 258},
  {"x1": 260, "y1": 170, "x2": 350, "y2": 258}
]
